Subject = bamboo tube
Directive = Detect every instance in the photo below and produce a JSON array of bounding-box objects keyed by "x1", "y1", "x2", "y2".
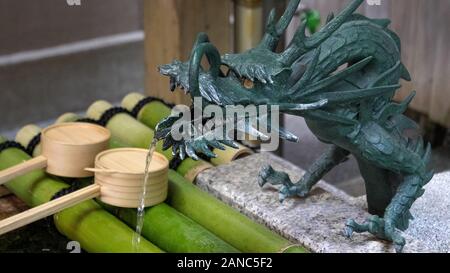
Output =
[
  {"x1": 86, "y1": 101, "x2": 212, "y2": 182},
  {"x1": 19, "y1": 128, "x2": 239, "y2": 253},
  {"x1": 122, "y1": 93, "x2": 253, "y2": 166},
  {"x1": 121, "y1": 93, "x2": 172, "y2": 129},
  {"x1": 55, "y1": 113, "x2": 80, "y2": 124},
  {"x1": 167, "y1": 170, "x2": 308, "y2": 253},
  {"x1": 15, "y1": 125, "x2": 42, "y2": 157},
  {"x1": 0, "y1": 137, "x2": 162, "y2": 253},
  {"x1": 104, "y1": 204, "x2": 239, "y2": 253}
]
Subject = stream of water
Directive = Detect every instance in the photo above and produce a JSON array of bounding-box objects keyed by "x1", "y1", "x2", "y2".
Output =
[{"x1": 132, "y1": 137, "x2": 158, "y2": 252}]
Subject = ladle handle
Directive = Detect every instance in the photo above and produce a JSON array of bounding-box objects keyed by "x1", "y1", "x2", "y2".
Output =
[
  {"x1": 0, "y1": 155, "x2": 48, "y2": 186},
  {"x1": 85, "y1": 168, "x2": 142, "y2": 175},
  {"x1": 0, "y1": 184, "x2": 101, "y2": 236}
]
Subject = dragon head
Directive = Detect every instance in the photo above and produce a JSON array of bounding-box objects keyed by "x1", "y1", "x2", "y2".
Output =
[
  {"x1": 159, "y1": 0, "x2": 366, "y2": 110},
  {"x1": 158, "y1": 33, "x2": 291, "y2": 107}
]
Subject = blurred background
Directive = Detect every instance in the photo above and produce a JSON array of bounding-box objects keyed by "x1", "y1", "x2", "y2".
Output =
[{"x1": 1, "y1": 0, "x2": 449, "y2": 197}]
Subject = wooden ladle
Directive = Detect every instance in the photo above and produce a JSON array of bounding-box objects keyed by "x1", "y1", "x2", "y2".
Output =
[
  {"x1": 0, "y1": 122, "x2": 111, "y2": 184},
  {"x1": 0, "y1": 148, "x2": 169, "y2": 235}
]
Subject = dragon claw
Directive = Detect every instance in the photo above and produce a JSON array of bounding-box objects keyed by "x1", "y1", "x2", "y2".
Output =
[
  {"x1": 394, "y1": 242, "x2": 405, "y2": 253},
  {"x1": 343, "y1": 217, "x2": 407, "y2": 253},
  {"x1": 343, "y1": 219, "x2": 357, "y2": 238},
  {"x1": 258, "y1": 165, "x2": 276, "y2": 187},
  {"x1": 343, "y1": 226, "x2": 354, "y2": 239},
  {"x1": 279, "y1": 186, "x2": 291, "y2": 203},
  {"x1": 258, "y1": 165, "x2": 311, "y2": 201},
  {"x1": 220, "y1": 139, "x2": 239, "y2": 149},
  {"x1": 155, "y1": 113, "x2": 239, "y2": 161}
]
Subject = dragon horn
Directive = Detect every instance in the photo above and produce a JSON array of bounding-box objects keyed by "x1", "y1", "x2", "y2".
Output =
[
  {"x1": 258, "y1": 0, "x2": 301, "y2": 51},
  {"x1": 280, "y1": 20, "x2": 308, "y2": 65},
  {"x1": 305, "y1": 0, "x2": 363, "y2": 48},
  {"x1": 190, "y1": 32, "x2": 211, "y2": 58},
  {"x1": 193, "y1": 32, "x2": 210, "y2": 47},
  {"x1": 281, "y1": 0, "x2": 363, "y2": 65},
  {"x1": 188, "y1": 42, "x2": 222, "y2": 98}
]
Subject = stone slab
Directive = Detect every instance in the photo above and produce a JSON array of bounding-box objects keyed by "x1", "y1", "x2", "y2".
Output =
[
  {"x1": 196, "y1": 153, "x2": 446, "y2": 253},
  {"x1": 398, "y1": 172, "x2": 449, "y2": 252},
  {"x1": 339, "y1": 173, "x2": 450, "y2": 253}
]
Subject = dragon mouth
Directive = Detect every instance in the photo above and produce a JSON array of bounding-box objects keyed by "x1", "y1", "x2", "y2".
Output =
[
  {"x1": 158, "y1": 61, "x2": 192, "y2": 95},
  {"x1": 169, "y1": 76, "x2": 190, "y2": 94}
]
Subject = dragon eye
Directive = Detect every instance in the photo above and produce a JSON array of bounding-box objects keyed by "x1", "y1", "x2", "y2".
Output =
[{"x1": 242, "y1": 78, "x2": 255, "y2": 89}]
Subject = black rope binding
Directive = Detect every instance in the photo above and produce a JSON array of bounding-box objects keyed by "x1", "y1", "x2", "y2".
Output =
[
  {"x1": 0, "y1": 141, "x2": 29, "y2": 155},
  {"x1": 76, "y1": 118, "x2": 101, "y2": 125},
  {"x1": 97, "y1": 107, "x2": 132, "y2": 127},
  {"x1": 26, "y1": 132, "x2": 41, "y2": 155},
  {"x1": 50, "y1": 180, "x2": 82, "y2": 201},
  {"x1": 131, "y1": 96, "x2": 175, "y2": 118}
]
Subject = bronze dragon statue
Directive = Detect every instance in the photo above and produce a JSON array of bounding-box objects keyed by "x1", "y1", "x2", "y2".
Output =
[{"x1": 155, "y1": 0, "x2": 434, "y2": 252}]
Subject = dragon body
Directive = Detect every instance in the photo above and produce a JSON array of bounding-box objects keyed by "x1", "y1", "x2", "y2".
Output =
[{"x1": 156, "y1": 0, "x2": 434, "y2": 252}]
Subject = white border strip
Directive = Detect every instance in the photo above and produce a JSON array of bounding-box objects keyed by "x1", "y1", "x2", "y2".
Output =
[{"x1": 0, "y1": 30, "x2": 144, "y2": 67}]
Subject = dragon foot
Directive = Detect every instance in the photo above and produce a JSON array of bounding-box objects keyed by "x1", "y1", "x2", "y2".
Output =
[
  {"x1": 344, "y1": 216, "x2": 406, "y2": 253},
  {"x1": 258, "y1": 165, "x2": 311, "y2": 202}
]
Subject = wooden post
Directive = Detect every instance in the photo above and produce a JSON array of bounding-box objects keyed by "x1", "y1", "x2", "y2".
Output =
[
  {"x1": 144, "y1": 0, "x2": 234, "y2": 105},
  {"x1": 235, "y1": 0, "x2": 263, "y2": 52},
  {"x1": 388, "y1": 0, "x2": 450, "y2": 128}
]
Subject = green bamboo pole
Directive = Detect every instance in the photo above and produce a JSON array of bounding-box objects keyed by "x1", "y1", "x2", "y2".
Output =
[
  {"x1": 17, "y1": 127, "x2": 239, "y2": 254},
  {"x1": 0, "y1": 136, "x2": 162, "y2": 253},
  {"x1": 86, "y1": 101, "x2": 212, "y2": 182},
  {"x1": 104, "y1": 204, "x2": 239, "y2": 253},
  {"x1": 15, "y1": 125, "x2": 42, "y2": 157},
  {"x1": 167, "y1": 170, "x2": 308, "y2": 253},
  {"x1": 122, "y1": 93, "x2": 171, "y2": 129},
  {"x1": 122, "y1": 93, "x2": 254, "y2": 166}
]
